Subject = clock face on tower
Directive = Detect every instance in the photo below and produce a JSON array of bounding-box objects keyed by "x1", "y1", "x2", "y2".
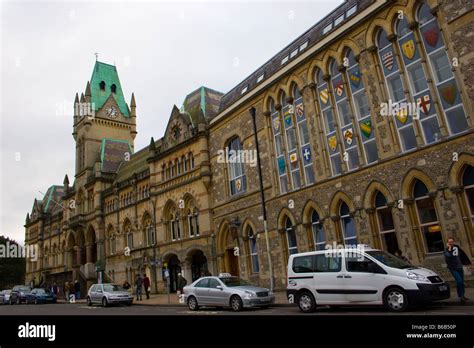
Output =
[{"x1": 106, "y1": 106, "x2": 118, "y2": 118}]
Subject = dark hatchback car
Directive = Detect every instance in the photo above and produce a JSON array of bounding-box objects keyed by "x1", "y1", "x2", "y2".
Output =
[
  {"x1": 25, "y1": 288, "x2": 57, "y2": 304},
  {"x1": 9, "y1": 285, "x2": 32, "y2": 304}
]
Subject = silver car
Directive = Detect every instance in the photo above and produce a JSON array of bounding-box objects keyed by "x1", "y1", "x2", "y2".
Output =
[
  {"x1": 0, "y1": 290, "x2": 11, "y2": 304},
  {"x1": 86, "y1": 283, "x2": 133, "y2": 307},
  {"x1": 183, "y1": 273, "x2": 275, "y2": 312}
]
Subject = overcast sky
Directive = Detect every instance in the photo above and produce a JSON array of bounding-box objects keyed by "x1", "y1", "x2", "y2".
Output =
[{"x1": 0, "y1": 0, "x2": 343, "y2": 244}]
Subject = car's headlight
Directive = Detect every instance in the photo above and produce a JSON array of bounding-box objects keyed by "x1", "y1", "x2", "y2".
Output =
[
  {"x1": 406, "y1": 271, "x2": 429, "y2": 282},
  {"x1": 244, "y1": 291, "x2": 256, "y2": 297}
]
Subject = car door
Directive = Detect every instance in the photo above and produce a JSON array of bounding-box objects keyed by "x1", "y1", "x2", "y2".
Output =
[
  {"x1": 193, "y1": 278, "x2": 210, "y2": 305},
  {"x1": 312, "y1": 252, "x2": 347, "y2": 304},
  {"x1": 207, "y1": 278, "x2": 228, "y2": 306},
  {"x1": 91, "y1": 285, "x2": 100, "y2": 303},
  {"x1": 343, "y1": 251, "x2": 387, "y2": 303}
]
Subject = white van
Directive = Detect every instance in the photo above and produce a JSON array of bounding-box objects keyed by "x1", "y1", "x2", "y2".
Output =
[{"x1": 286, "y1": 246, "x2": 450, "y2": 312}]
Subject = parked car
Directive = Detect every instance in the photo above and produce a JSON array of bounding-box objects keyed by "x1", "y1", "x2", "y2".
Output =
[
  {"x1": 25, "y1": 288, "x2": 57, "y2": 304},
  {"x1": 9, "y1": 285, "x2": 32, "y2": 304},
  {"x1": 87, "y1": 283, "x2": 133, "y2": 307},
  {"x1": 286, "y1": 246, "x2": 450, "y2": 313},
  {"x1": 0, "y1": 290, "x2": 12, "y2": 304},
  {"x1": 183, "y1": 273, "x2": 275, "y2": 312}
]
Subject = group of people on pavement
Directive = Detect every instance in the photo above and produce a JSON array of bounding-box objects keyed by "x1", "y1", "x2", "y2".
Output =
[{"x1": 130, "y1": 274, "x2": 151, "y2": 301}]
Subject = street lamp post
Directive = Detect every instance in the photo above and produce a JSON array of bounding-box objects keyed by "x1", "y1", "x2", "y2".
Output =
[
  {"x1": 151, "y1": 196, "x2": 158, "y2": 294},
  {"x1": 250, "y1": 107, "x2": 274, "y2": 291}
]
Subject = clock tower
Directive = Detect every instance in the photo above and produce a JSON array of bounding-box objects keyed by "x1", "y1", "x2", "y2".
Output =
[{"x1": 73, "y1": 61, "x2": 137, "y2": 179}]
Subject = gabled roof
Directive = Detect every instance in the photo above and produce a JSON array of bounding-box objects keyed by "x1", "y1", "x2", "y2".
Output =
[
  {"x1": 90, "y1": 61, "x2": 130, "y2": 116},
  {"x1": 181, "y1": 86, "x2": 223, "y2": 122},
  {"x1": 100, "y1": 138, "x2": 133, "y2": 173}
]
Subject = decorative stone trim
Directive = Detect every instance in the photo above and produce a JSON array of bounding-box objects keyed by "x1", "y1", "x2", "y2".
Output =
[{"x1": 387, "y1": 33, "x2": 397, "y2": 42}]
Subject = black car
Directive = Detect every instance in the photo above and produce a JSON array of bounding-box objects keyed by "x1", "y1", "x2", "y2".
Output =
[{"x1": 9, "y1": 285, "x2": 32, "y2": 304}]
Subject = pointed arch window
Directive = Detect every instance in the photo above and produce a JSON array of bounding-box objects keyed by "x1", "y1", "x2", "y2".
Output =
[
  {"x1": 316, "y1": 70, "x2": 343, "y2": 175},
  {"x1": 270, "y1": 85, "x2": 315, "y2": 193},
  {"x1": 248, "y1": 227, "x2": 259, "y2": 273},
  {"x1": 462, "y1": 166, "x2": 474, "y2": 225},
  {"x1": 126, "y1": 225, "x2": 134, "y2": 249},
  {"x1": 285, "y1": 217, "x2": 298, "y2": 255},
  {"x1": 377, "y1": 29, "x2": 417, "y2": 152},
  {"x1": 227, "y1": 137, "x2": 247, "y2": 196},
  {"x1": 395, "y1": 16, "x2": 442, "y2": 144},
  {"x1": 99, "y1": 81, "x2": 105, "y2": 91},
  {"x1": 417, "y1": 3, "x2": 468, "y2": 135},
  {"x1": 374, "y1": 191, "x2": 398, "y2": 254},
  {"x1": 344, "y1": 50, "x2": 379, "y2": 164},
  {"x1": 413, "y1": 180, "x2": 443, "y2": 253},
  {"x1": 311, "y1": 210, "x2": 326, "y2": 250},
  {"x1": 340, "y1": 202, "x2": 357, "y2": 246}
]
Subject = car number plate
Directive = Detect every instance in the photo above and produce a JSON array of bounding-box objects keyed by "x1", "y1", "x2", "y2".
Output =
[{"x1": 439, "y1": 285, "x2": 447, "y2": 291}]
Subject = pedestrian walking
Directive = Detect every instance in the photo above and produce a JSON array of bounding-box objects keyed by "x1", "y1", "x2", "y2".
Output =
[
  {"x1": 143, "y1": 274, "x2": 151, "y2": 299},
  {"x1": 135, "y1": 274, "x2": 143, "y2": 301},
  {"x1": 74, "y1": 280, "x2": 81, "y2": 300},
  {"x1": 176, "y1": 273, "x2": 187, "y2": 296},
  {"x1": 444, "y1": 237, "x2": 472, "y2": 303}
]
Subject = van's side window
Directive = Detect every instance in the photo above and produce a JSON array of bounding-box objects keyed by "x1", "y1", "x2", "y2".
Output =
[
  {"x1": 292, "y1": 255, "x2": 313, "y2": 273},
  {"x1": 345, "y1": 253, "x2": 377, "y2": 272},
  {"x1": 314, "y1": 254, "x2": 341, "y2": 272}
]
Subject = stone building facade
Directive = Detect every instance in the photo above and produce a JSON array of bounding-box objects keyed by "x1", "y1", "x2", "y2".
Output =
[{"x1": 25, "y1": 0, "x2": 474, "y2": 292}]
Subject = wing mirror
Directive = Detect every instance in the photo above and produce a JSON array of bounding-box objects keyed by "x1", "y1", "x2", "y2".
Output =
[{"x1": 216, "y1": 285, "x2": 223, "y2": 290}]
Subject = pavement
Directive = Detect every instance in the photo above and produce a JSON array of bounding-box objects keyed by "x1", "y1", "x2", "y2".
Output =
[{"x1": 60, "y1": 288, "x2": 474, "y2": 307}]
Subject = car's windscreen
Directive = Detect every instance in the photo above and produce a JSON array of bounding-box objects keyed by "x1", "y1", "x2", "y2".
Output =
[
  {"x1": 19, "y1": 287, "x2": 31, "y2": 292},
  {"x1": 34, "y1": 289, "x2": 48, "y2": 294},
  {"x1": 103, "y1": 284, "x2": 125, "y2": 292},
  {"x1": 366, "y1": 250, "x2": 412, "y2": 269},
  {"x1": 220, "y1": 277, "x2": 251, "y2": 287}
]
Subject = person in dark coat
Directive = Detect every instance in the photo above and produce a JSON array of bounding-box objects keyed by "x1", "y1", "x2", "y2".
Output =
[
  {"x1": 176, "y1": 273, "x2": 187, "y2": 295},
  {"x1": 135, "y1": 275, "x2": 143, "y2": 301},
  {"x1": 444, "y1": 237, "x2": 472, "y2": 303},
  {"x1": 74, "y1": 280, "x2": 81, "y2": 300},
  {"x1": 143, "y1": 274, "x2": 151, "y2": 300}
]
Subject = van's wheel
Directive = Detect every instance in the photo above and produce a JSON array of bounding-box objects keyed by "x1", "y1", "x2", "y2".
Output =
[
  {"x1": 86, "y1": 297, "x2": 92, "y2": 306},
  {"x1": 187, "y1": 296, "x2": 199, "y2": 311},
  {"x1": 230, "y1": 295, "x2": 243, "y2": 312},
  {"x1": 102, "y1": 297, "x2": 108, "y2": 307},
  {"x1": 298, "y1": 291, "x2": 316, "y2": 313},
  {"x1": 384, "y1": 287, "x2": 408, "y2": 312}
]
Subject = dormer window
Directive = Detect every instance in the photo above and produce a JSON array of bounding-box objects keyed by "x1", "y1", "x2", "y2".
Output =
[
  {"x1": 99, "y1": 81, "x2": 106, "y2": 91},
  {"x1": 111, "y1": 84, "x2": 117, "y2": 94}
]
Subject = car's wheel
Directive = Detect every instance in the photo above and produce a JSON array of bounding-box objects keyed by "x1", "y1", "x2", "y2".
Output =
[
  {"x1": 16, "y1": 297, "x2": 21, "y2": 305},
  {"x1": 86, "y1": 297, "x2": 92, "y2": 306},
  {"x1": 25, "y1": 298, "x2": 29, "y2": 305},
  {"x1": 297, "y1": 291, "x2": 316, "y2": 313},
  {"x1": 261, "y1": 305, "x2": 270, "y2": 309},
  {"x1": 187, "y1": 296, "x2": 199, "y2": 311},
  {"x1": 384, "y1": 287, "x2": 408, "y2": 312},
  {"x1": 126, "y1": 301, "x2": 132, "y2": 306},
  {"x1": 34, "y1": 298, "x2": 38, "y2": 305},
  {"x1": 230, "y1": 295, "x2": 243, "y2": 312},
  {"x1": 102, "y1": 297, "x2": 108, "y2": 307},
  {"x1": 9, "y1": 298, "x2": 13, "y2": 305}
]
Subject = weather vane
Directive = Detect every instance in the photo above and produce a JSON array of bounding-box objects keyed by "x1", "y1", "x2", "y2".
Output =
[{"x1": 95, "y1": 52, "x2": 99, "y2": 61}]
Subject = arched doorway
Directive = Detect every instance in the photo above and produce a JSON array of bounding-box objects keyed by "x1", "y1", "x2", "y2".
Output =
[
  {"x1": 189, "y1": 250, "x2": 208, "y2": 281},
  {"x1": 217, "y1": 221, "x2": 240, "y2": 276},
  {"x1": 164, "y1": 254, "x2": 181, "y2": 293},
  {"x1": 76, "y1": 230, "x2": 86, "y2": 266},
  {"x1": 86, "y1": 227, "x2": 97, "y2": 264}
]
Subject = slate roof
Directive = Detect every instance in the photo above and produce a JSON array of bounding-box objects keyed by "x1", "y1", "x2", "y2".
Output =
[
  {"x1": 181, "y1": 86, "x2": 223, "y2": 123},
  {"x1": 217, "y1": 0, "x2": 375, "y2": 114},
  {"x1": 100, "y1": 138, "x2": 133, "y2": 173},
  {"x1": 114, "y1": 145, "x2": 150, "y2": 182},
  {"x1": 90, "y1": 61, "x2": 130, "y2": 116}
]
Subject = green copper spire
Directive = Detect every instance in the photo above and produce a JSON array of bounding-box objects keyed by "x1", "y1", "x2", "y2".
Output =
[{"x1": 90, "y1": 61, "x2": 130, "y2": 117}]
